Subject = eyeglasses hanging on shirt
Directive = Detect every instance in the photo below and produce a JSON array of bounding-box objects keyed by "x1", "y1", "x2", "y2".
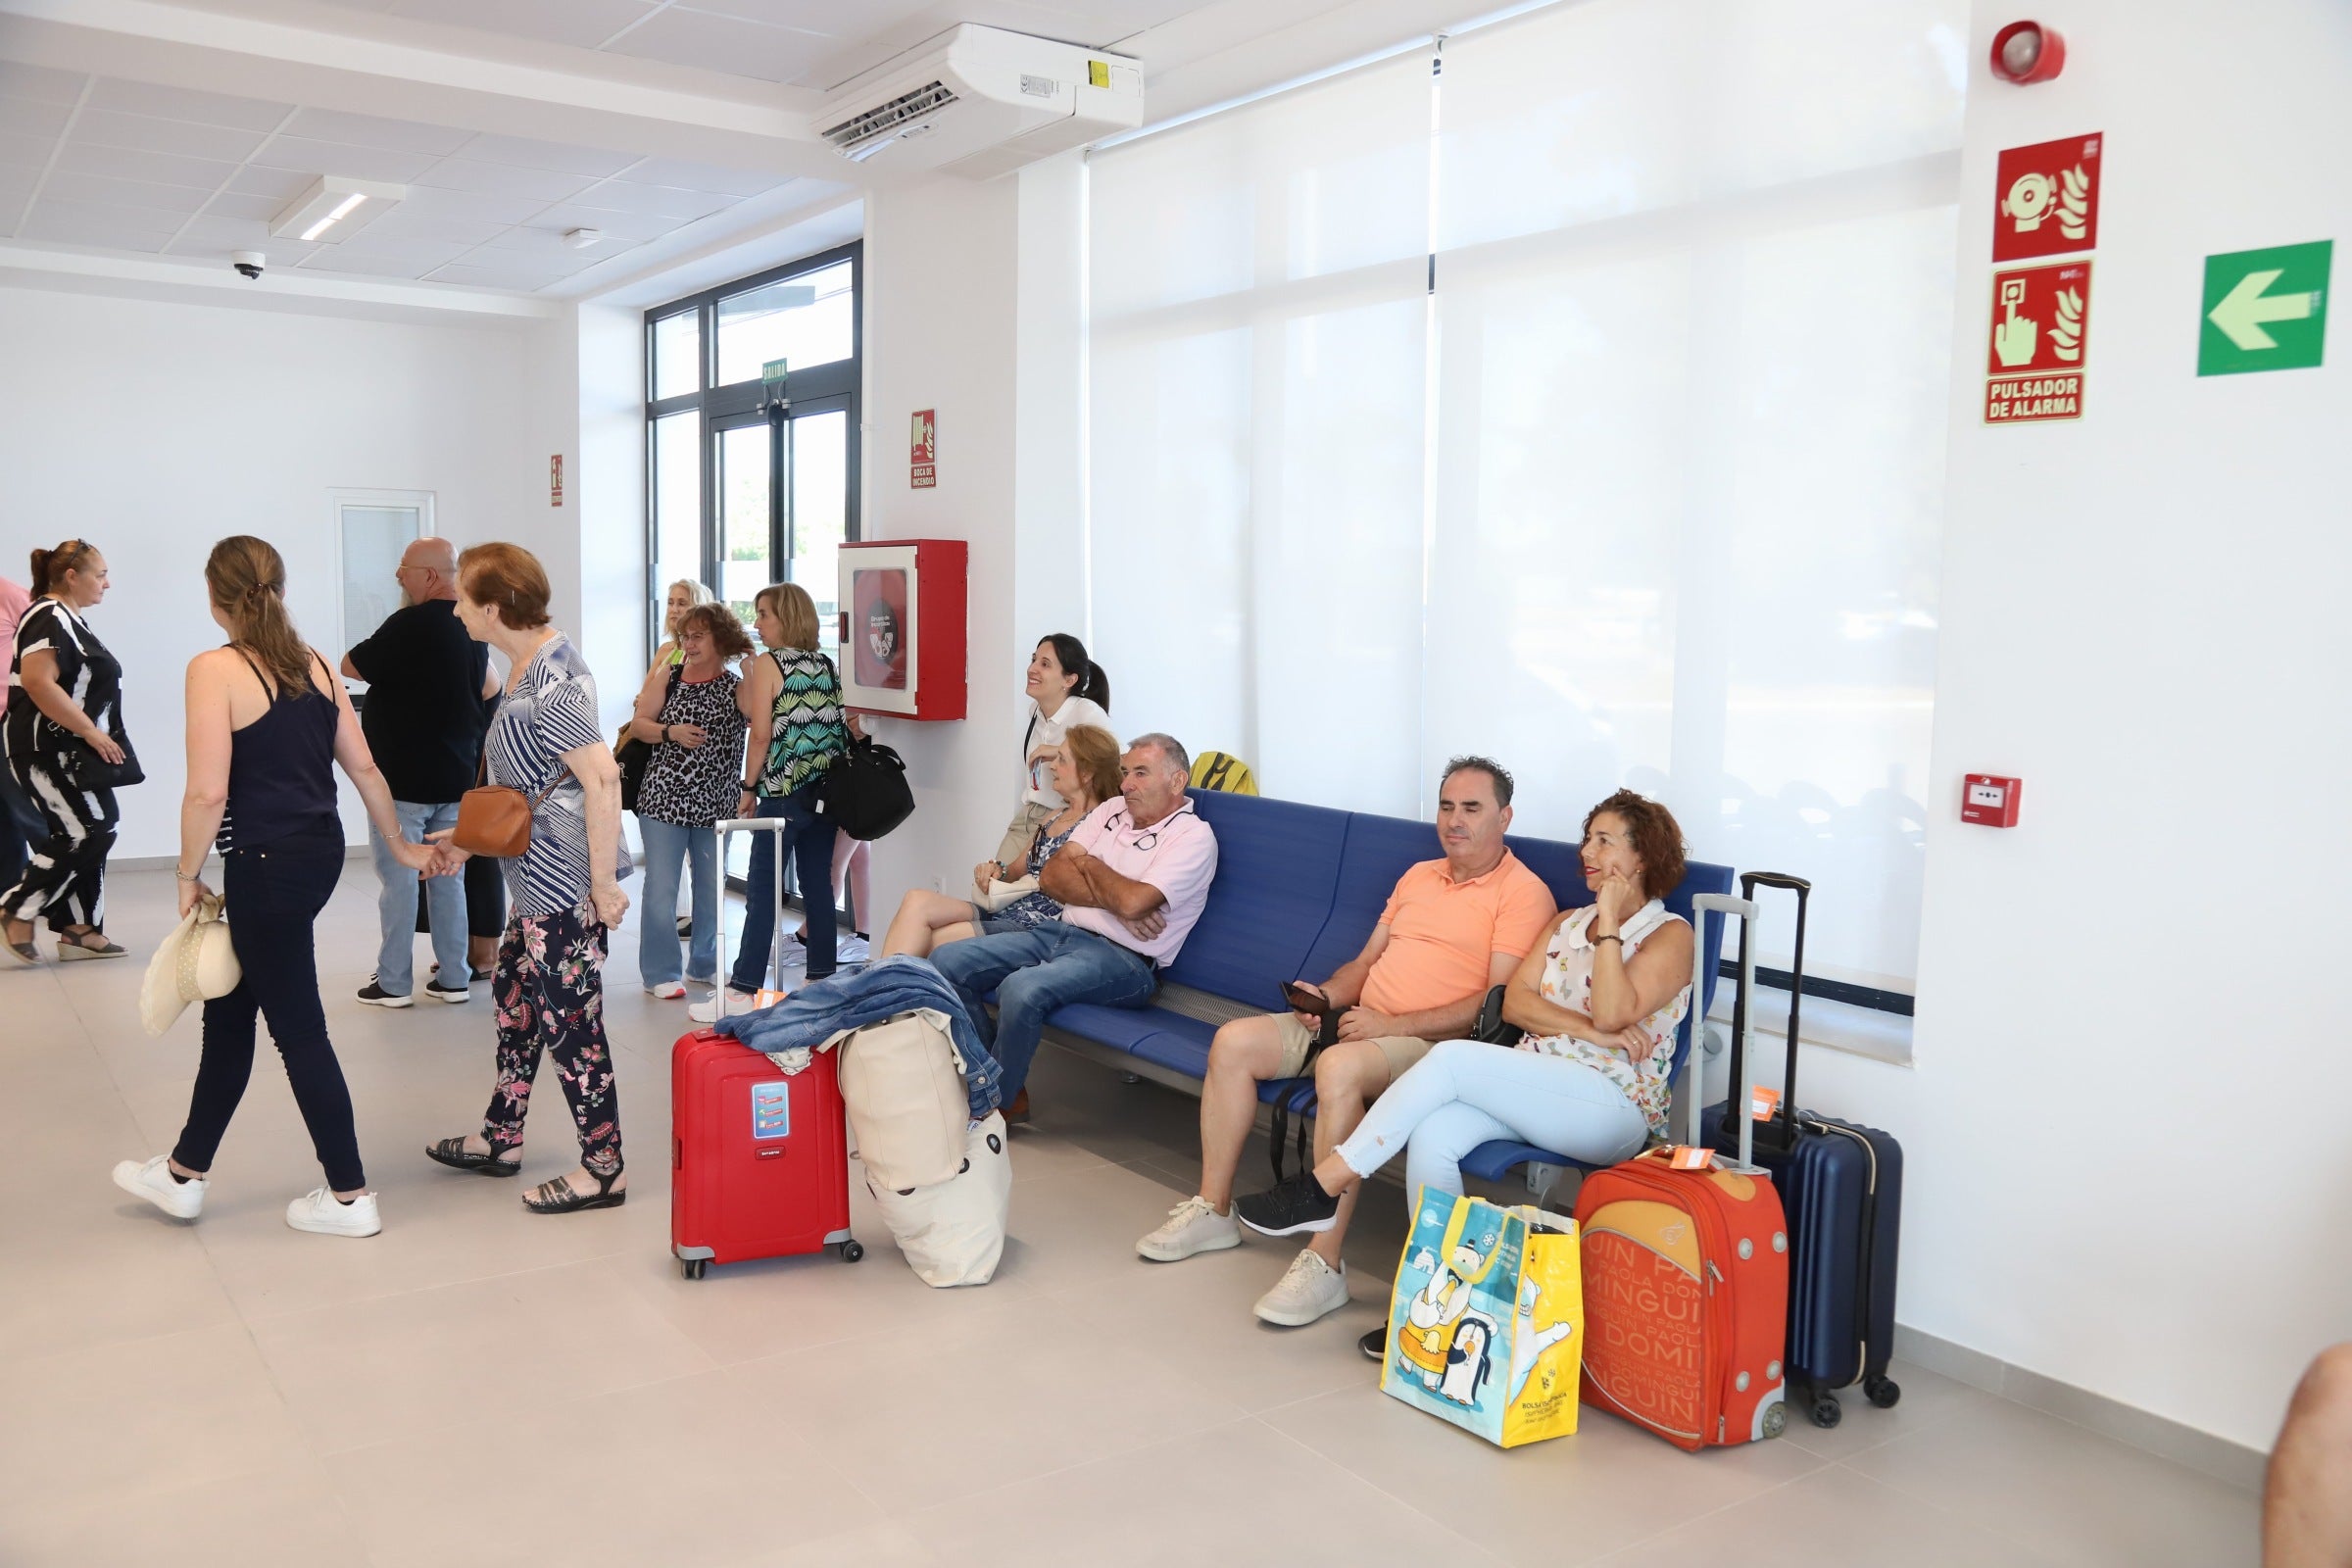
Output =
[{"x1": 1103, "y1": 803, "x2": 1197, "y2": 851}]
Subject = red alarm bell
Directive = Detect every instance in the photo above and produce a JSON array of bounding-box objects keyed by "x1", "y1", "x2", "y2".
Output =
[{"x1": 1989, "y1": 21, "x2": 2066, "y2": 84}]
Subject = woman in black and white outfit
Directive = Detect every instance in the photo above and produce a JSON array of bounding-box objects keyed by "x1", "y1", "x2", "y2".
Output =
[{"x1": 2, "y1": 538, "x2": 130, "y2": 965}]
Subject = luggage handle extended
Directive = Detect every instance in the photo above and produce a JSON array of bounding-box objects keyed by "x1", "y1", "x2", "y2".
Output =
[
  {"x1": 1687, "y1": 893, "x2": 1758, "y2": 1167},
  {"x1": 1731, "y1": 871, "x2": 1811, "y2": 1158},
  {"x1": 717, "y1": 815, "x2": 802, "y2": 999}
]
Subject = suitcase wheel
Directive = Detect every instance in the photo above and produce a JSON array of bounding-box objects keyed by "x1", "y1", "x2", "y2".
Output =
[
  {"x1": 681, "y1": 1258, "x2": 708, "y2": 1281},
  {"x1": 1864, "y1": 1375, "x2": 1902, "y2": 1409},
  {"x1": 1809, "y1": 1394, "x2": 1842, "y2": 1429},
  {"x1": 839, "y1": 1239, "x2": 864, "y2": 1263}
]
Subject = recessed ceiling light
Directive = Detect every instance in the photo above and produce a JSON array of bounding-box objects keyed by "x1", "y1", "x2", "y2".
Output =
[{"x1": 270, "y1": 175, "x2": 406, "y2": 242}]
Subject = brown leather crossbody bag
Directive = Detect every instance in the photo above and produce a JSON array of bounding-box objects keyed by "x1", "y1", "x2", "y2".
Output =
[{"x1": 453, "y1": 751, "x2": 567, "y2": 859}]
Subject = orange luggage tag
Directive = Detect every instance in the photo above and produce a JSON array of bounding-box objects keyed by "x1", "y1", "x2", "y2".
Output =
[
  {"x1": 1667, "y1": 1145, "x2": 1716, "y2": 1171},
  {"x1": 1748, "y1": 1086, "x2": 1782, "y2": 1122}
]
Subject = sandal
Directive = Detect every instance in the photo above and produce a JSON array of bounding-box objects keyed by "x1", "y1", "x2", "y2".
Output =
[
  {"x1": 424, "y1": 1136, "x2": 520, "y2": 1177},
  {"x1": 56, "y1": 929, "x2": 127, "y2": 960},
  {"x1": 2, "y1": 937, "x2": 37, "y2": 967},
  {"x1": 522, "y1": 1169, "x2": 626, "y2": 1214}
]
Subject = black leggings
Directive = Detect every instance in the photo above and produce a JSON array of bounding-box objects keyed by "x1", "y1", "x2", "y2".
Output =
[{"x1": 172, "y1": 829, "x2": 365, "y2": 1192}]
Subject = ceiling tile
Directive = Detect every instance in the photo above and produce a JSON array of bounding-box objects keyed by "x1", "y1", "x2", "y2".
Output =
[
  {"x1": 527, "y1": 202, "x2": 680, "y2": 242},
  {"x1": 54, "y1": 142, "x2": 237, "y2": 191},
  {"x1": 42, "y1": 171, "x2": 213, "y2": 215},
  {"x1": 297, "y1": 247, "x2": 441, "y2": 278},
  {"x1": 0, "y1": 165, "x2": 39, "y2": 201},
  {"x1": 251, "y1": 136, "x2": 440, "y2": 182},
  {"x1": 301, "y1": 235, "x2": 473, "y2": 271},
  {"x1": 0, "y1": 128, "x2": 55, "y2": 170},
  {"x1": 602, "y1": 8, "x2": 837, "y2": 82},
  {"x1": 564, "y1": 178, "x2": 736, "y2": 221},
  {"x1": 203, "y1": 190, "x2": 291, "y2": 221},
  {"x1": 386, "y1": 0, "x2": 659, "y2": 49},
  {"x1": 609, "y1": 155, "x2": 785, "y2": 198},
  {"x1": 227, "y1": 166, "x2": 316, "y2": 200},
  {"x1": 677, "y1": 0, "x2": 937, "y2": 33},
  {"x1": 396, "y1": 183, "x2": 547, "y2": 223},
  {"x1": 166, "y1": 212, "x2": 278, "y2": 251},
  {"x1": 353, "y1": 208, "x2": 510, "y2": 245},
  {"x1": 431, "y1": 262, "x2": 564, "y2": 291},
  {"x1": 284, "y1": 108, "x2": 475, "y2": 156},
  {"x1": 412, "y1": 157, "x2": 597, "y2": 202},
  {"x1": 449, "y1": 132, "x2": 640, "y2": 178},
  {"x1": 0, "y1": 63, "x2": 87, "y2": 106},
  {"x1": 68, "y1": 109, "x2": 268, "y2": 163},
  {"x1": 0, "y1": 96, "x2": 74, "y2": 137},
  {"x1": 472, "y1": 223, "x2": 607, "y2": 256},
  {"x1": 87, "y1": 78, "x2": 292, "y2": 132},
  {"x1": 21, "y1": 198, "x2": 181, "y2": 246}
]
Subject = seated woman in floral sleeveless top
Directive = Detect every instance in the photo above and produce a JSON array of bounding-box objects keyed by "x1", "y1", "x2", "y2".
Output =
[{"x1": 877, "y1": 723, "x2": 1123, "y2": 961}]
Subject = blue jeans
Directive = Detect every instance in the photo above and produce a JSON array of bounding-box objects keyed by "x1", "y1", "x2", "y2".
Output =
[
  {"x1": 372, "y1": 800, "x2": 466, "y2": 996},
  {"x1": 930, "y1": 920, "x2": 1159, "y2": 1099},
  {"x1": 1334, "y1": 1038, "x2": 1650, "y2": 1203},
  {"x1": 638, "y1": 815, "x2": 719, "y2": 987},
  {"x1": 728, "y1": 783, "x2": 838, "y2": 992}
]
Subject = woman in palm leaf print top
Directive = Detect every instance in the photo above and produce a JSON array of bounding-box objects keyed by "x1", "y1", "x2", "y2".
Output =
[{"x1": 695, "y1": 582, "x2": 864, "y2": 1020}]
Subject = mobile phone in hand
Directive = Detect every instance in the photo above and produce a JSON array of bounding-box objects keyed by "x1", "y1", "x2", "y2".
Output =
[{"x1": 1281, "y1": 981, "x2": 1328, "y2": 1015}]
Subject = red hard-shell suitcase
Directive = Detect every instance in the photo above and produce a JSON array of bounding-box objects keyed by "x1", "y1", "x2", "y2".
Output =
[
  {"x1": 671, "y1": 1028, "x2": 860, "y2": 1279},
  {"x1": 1574, "y1": 1150, "x2": 1788, "y2": 1449}
]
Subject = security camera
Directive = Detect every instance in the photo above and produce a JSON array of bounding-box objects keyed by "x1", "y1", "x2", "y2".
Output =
[{"x1": 231, "y1": 251, "x2": 266, "y2": 280}]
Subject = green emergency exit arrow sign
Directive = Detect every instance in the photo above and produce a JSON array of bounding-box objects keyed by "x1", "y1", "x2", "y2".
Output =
[{"x1": 2199, "y1": 241, "x2": 2330, "y2": 375}]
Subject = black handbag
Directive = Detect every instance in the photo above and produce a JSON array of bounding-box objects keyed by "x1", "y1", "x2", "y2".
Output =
[
  {"x1": 54, "y1": 725, "x2": 144, "y2": 790},
  {"x1": 614, "y1": 666, "x2": 679, "y2": 814},
  {"x1": 816, "y1": 733, "x2": 915, "y2": 842}
]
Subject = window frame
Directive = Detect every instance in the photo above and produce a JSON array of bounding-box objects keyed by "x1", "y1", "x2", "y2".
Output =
[{"x1": 643, "y1": 240, "x2": 863, "y2": 662}]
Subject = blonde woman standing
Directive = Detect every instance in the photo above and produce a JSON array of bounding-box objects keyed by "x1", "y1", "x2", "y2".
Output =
[
  {"x1": 648, "y1": 577, "x2": 714, "y2": 678},
  {"x1": 112, "y1": 537, "x2": 435, "y2": 1237}
]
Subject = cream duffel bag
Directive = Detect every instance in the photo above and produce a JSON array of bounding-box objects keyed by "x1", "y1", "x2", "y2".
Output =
[
  {"x1": 831, "y1": 1008, "x2": 972, "y2": 1192},
  {"x1": 865, "y1": 1112, "x2": 1011, "y2": 1288}
]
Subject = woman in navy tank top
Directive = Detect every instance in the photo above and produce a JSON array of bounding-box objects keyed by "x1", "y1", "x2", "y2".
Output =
[{"x1": 110, "y1": 537, "x2": 438, "y2": 1238}]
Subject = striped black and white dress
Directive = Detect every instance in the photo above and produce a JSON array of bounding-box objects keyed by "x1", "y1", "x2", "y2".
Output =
[
  {"x1": 483, "y1": 633, "x2": 610, "y2": 917},
  {"x1": 0, "y1": 597, "x2": 124, "y2": 933}
]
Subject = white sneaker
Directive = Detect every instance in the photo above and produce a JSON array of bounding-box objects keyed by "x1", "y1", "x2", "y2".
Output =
[
  {"x1": 113, "y1": 1155, "x2": 205, "y2": 1219},
  {"x1": 646, "y1": 981, "x2": 686, "y2": 1000},
  {"x1": 1137, "y1": 1195, "x2": 1242, "y2": 1262},
  {"x1": 687, "y1": 989, "x2": 756, "y2": 1024},
  {"x1": 1253, "y1": 1248, "x2": 1349, "y2": 1327},
  {"x1": 286, "y1": 1188, "x2": 381, "y2": 1238},
  {"x1": 835, "y1": 934, "x2": 871, "y2": 964}
]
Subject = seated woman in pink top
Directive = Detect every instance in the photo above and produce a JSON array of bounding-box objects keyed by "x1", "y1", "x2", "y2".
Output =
[{"x1": 1235, "y1": 791, "x2": 1695, "y2": 1250}]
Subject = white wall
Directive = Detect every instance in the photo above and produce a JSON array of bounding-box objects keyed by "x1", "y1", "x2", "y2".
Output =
[
  {"x1": 857, "y1": 174, "x2": 1025, "y2": 925},
  {"x1": 0, "y1": 285, "x2": 569, "y2": 858},
  {"x1": 1788, "y1": 0, "x2": 2352, "y2": 1453}
]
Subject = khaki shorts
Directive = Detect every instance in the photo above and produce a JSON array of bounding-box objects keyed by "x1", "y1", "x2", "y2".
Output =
[{"x1": 1270, "y1": 1013, "x2": 1433, "y2": 1085}]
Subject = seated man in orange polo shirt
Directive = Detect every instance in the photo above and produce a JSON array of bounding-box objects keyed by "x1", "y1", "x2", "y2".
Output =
[{"x1": 1136, "y1": 756, "x2": 1556, "y2": 1327}]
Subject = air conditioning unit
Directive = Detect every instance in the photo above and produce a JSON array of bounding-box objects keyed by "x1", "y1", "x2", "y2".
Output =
[{"x1": 815, "y1": 24, "x2": 1143, "y2": 180}]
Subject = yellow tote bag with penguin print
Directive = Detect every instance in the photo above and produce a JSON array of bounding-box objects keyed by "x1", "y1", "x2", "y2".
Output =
[{"x1": 1377, "y1": 1189, "x2": 1583, "y2": 1447}]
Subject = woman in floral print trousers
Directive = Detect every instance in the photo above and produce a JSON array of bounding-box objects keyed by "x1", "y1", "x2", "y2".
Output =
[{"x1": 483, "y1": 910, "x2": 621, "y2": 1181}]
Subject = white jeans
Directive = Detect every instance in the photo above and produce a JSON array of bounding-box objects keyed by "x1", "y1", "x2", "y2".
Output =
[{"x1": 1333, "y1": 1038, "x2": 1649, "y2": 1202}]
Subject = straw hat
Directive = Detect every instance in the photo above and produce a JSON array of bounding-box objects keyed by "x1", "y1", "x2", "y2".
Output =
[{"x1": 140, "y1": 896, "x2": 240, "y2": 1037}]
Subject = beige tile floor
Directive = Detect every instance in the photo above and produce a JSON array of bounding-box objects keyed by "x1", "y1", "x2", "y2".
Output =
[{"x1": 0, "y1": 865, "x2": 2261, "y2": 1567}]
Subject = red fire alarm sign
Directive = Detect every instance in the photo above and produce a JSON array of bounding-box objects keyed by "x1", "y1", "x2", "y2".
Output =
[
  {"x1": 1962, "y1": 774, "x2": 2022, "y2": 827},
  {"x1": 909, "y1": 410, "x2": 936, "y2": 489},
  {"x1": 1984, "y1": 259, "x2": 2091, "y2": 424},
  {"x1": 1992, "y1": 132, "x2": 2100, "y2": 262}
]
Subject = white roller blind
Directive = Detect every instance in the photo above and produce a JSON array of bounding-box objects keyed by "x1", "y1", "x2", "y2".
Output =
[
  {"x1": 1085, "y1": 0, "x2": 1965, "y2": 991},
  {"x1": 1429, "y1": 0, "x2": 1964, "y2": 990},
  {"x1": 1087, "y1": 52, "x2": 1434, "y2": 814}
]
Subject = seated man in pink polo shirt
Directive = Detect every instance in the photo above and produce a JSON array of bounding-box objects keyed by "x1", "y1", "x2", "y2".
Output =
[
  {"x1": 931, "y1": 732, "x2": 1218, "y2": 1125},
  {"x1": 1136, "y1": 757, "x2": 1555, "y2": 1328}
]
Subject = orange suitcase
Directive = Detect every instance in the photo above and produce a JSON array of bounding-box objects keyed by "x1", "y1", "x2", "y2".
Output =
[{"x1": 1573, "y1": 1148, "x2": 1788, "y2": 1449}]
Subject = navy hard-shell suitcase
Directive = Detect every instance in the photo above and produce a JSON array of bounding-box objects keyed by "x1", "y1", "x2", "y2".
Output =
[{"x1": 1700, "y1": 872, "x2": 1905, "y2": 1430}]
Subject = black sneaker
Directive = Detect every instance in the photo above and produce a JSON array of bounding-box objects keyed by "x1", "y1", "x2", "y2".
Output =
[
  {"x1": 356, "y1": 980, "x2": 413, "y2": 1009},
  {"x1": 424, "y1": 979, "x2": 470, "y2": 1004},
  {"x1": 1359, "y1": 1327, "x2": 1386, "y2": 1362},
  {"x1": 1235, "y1": 1172, "x2": 1342, "y2": 1237}
]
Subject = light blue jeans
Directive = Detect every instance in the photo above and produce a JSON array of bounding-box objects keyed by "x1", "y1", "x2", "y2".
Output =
[
  {"x1": 372, "y1": 800, "x2": 466, "y2": 997},
  {"x1": 637, "y1": 815, "x2": 720, "y2": 987},
  {"x1": 1334, "y1": 1038, "x2": 1650, "y2": 1202}
]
